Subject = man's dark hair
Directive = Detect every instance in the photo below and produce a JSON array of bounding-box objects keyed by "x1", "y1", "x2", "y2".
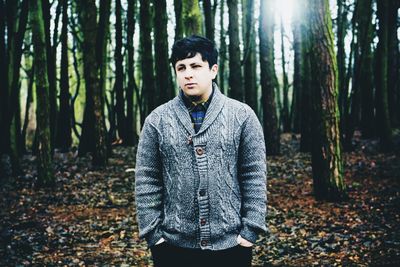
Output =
[{"x1": 170, "y1": 35, "x2": 218, "y2": 69}]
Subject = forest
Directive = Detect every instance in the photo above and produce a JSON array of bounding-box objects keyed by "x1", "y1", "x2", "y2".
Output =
[{"x1": 0, "y1": 0, "x2": 399, "y2": 265}]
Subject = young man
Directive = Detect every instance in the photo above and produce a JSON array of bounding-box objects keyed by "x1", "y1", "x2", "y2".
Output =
[{"x1": 135, "y1": 35, "x2": 267, "y2": 267}]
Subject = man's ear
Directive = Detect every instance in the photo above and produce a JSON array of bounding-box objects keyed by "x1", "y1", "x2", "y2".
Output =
[{"x1": 211, "y1": 64, "x2": 218, "y2": 78}]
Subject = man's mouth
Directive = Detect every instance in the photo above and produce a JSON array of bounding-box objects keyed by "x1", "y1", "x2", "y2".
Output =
[{"x1": 185, "y1": 83, "x2": 196, "y2": 87}]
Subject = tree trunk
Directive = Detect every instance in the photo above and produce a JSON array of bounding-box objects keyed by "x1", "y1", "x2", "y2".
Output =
[
  {"x1": 126, "y1": 0, "x2": 138, "y2": 146},
  {"x1": 387, "y1": 0, "x2": 399, "y2": 127},
  {"x1": 55, "y1": 0, "x2": 72, "y2": 151},
  {"x1": 174, "y1": 0, "x2": 183, "y2": 41},
  {"x1": 375, "y1": 0, "x2": 393, "y2": 151},
  {"x1": 242, "y1": 0, "x2": 257, "y2": 114},
  {"x1": 30, "y1": 0, "x2": 54, "y2": 186},
  {"x1": 299, "y1": 1, "x2": 313, "y2": 152},
  {"x1": 291, "y1": 7, "x2": 302, "y2": 133},
  {"x1": 154, "y1": 0, "x2": 173, "y2": 106},
  {"x1": 203, "y1": 0, "x2": 214, "y2": 42},
  {"x1": 22, "y1": 64, "x2": 34, "y2": 153},
  {"x1": 228, "y1": 0, "x2": 244, "y2": 101},
  {"x1": 280, "y1": 17, "x2": 290, "y2": 132},
  {"x1": 0, "y1": 0, "x2": 6, "y2": 163},
  {"x1": 308, "y1": 0, "x2": 345, "y2": 201},
  {"x1": 218, "y1": 1, "x2": 227, "y2": 95},
  {"x1": 182, "y1": 0, "x2": 202, "y2": 36},
  {"x1": 336, "y1": 0, "x2": 348, "y2": 140},
  {"x1": 6, "y1": 0, "x2": 29, "y2": 175},
  {"x1": 140, "y1": 0, "x2": 156, "y2": 123},
  {"x1": 353, "y1": 0, "x2": 375, "y2": 138},
  {"x1": 42, "y1": 0, "x2": 60, "y2": 153},
  {"x1": 114, "y1": 0, "x2": 127, "y2": 143},
  {"x1": 77, "y1": 0, "x2": 108, "y2": 166},
  {"x1": 259, "y1": 0, "x2": 280, "y2": 155}
]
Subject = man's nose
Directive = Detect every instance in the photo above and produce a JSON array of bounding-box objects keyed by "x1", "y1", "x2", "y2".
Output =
[{"x1": 184, "y1": 69, "x2": 193, "y2": 79}]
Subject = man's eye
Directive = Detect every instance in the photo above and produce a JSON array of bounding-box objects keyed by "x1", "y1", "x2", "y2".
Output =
[
  {"x1": 177, "y1": 67, "x2": 184, "y2": 71},
  {"x1": 193, "y1": 65, "x2": 201, "y2": 68}
]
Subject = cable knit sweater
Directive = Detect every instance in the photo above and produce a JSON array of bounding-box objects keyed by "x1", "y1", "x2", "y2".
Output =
[{"x1": 135, "y1": 85, "x2": 267, "y2": 250}]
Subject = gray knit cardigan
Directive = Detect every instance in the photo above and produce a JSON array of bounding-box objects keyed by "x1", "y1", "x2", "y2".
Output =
[{"x1": 135, "y1": 85, "x2": 267, "y2": 250}]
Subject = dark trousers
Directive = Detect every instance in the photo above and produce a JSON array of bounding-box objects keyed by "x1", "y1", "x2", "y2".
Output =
[{"x1": 150, "y1": 242, "x2": 252, "y2": 267}]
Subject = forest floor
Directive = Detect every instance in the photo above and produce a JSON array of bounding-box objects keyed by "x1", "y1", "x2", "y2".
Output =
[{"x1": 0, "y1": 132, "x2": 399, "y2": 266}]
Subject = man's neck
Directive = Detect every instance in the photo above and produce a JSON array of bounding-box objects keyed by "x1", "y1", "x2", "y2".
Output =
[{"x1": 185, "y1": 86, "x2": 213, "y2": 105}]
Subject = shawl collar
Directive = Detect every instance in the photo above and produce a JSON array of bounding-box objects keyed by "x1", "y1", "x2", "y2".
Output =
[{"x1": 172, "y1": 83, "x2": 226, "y2": 136}]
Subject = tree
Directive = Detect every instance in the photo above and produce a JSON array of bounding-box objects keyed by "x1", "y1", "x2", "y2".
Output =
[
  {"x1": 140, "y1": 0, "x2": 156, "y2": 122},
  {"x1": 182, "y1": 0, "x2": 202, "y2": 36},
  {"x1": 218, "y1": 1, "x2": 227, "y2": 95},
  {"x1": 336, "y1": 0, "x2": 349, "y2": 141},
  {"x1": 387, "y1": 0, "x2": 399, "y2": 127},
  {"x1": 291, "y1": 4, "x2": 302, "y2": 133},
  {"x1": 42, "y1": 0, "x2": 60, "y2": 152},
  {"x1": 280, "y1": 17, "x2": 290, "y2": 132},
  {"x1": 203, "y1": 0, "x2": 217, "y2": 43},
  {"x1": 114, "y1": 0, "x2": 127, "y2": 142},
  {"x1": 259, "y1": 0, "x2": 280, "y2": 155},
  {"x1": 174, "y1": 0, "x2": 183, "y2": 41},
  {"x1": 126, "y1": 0, "x2": 138, "y2": 146},
  {"x1": 242, "y1": 0, "x2": 257, "y2": 114},
  {"x1": 77, "y1": 0, "x2": 108, "y2": 166},
  {"x1": 308, "y1": 0, "x2": 345, "y2": 201},
  {"x1": 154, "y1": 0, "x2": 173, "y2": 106},
  {"x1": 228, "y1": 0, "x2": 244, "y2": 101},
  {"x1": 3, "y1": 0, "x2": 29, "y2": 175},
  {"x1": 55, "y1": 0, "x2": 72, "y2": 151},
  {"x1": 30, "y1": 0, "x2": 54, "y2": 186},
  {"x1": 375, "y1": 0, "x2": 393, "y2": 151},
  {"x1": 351, "y1": 0, "x2": 374, "y2": 139}
]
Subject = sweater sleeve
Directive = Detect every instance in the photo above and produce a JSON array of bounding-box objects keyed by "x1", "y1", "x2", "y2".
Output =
[
  {"x1": 238, "y1": 108, "x2": 268, "y2": 244},
  {"x1": 135, "y1": 116, "x2": 164, "y2": 247}
]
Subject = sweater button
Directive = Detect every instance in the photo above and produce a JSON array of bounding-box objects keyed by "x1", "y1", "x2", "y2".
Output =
[
  {"x1": 200, "y1": 218, "x2": 206, "y2": 226},
  {"x1": 201, "y1": 240, "x2": 208, "y2": 246},
  {"x1": 199, "y1": 189, "x2": 206, "y2": 196},
  {"x1": 196, "y1": 147, "x2": 204, "y2": 155}
]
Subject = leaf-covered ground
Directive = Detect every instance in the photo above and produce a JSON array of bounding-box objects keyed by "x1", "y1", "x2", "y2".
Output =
[{"x1": 1, "y1": 133, "x2": 399, "y2": 266}]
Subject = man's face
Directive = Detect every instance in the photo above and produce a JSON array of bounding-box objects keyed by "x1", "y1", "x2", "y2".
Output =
[{"x1": 175, "y1": 53, "x2": 218, "y2": 102}]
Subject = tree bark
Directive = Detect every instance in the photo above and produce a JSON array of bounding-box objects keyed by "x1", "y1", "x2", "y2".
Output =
[
  {"x1": 114, "y1": 0, "x2": 127, "y2": 143},
  {"x1": 154, "y1": 0, "x2": 173, "y2": 106},
  {"x1": 387, "y1": 0, "x2": 399, "y2": 127},
  {"x1": 259, "y1": 0, "x2": 280, "y2": 155},
  {"x1": 299, "y1": 0, "x2": 313, "y2": 153},
  {"x1": 228, "y1": 0, "x2": 244, "y2": 101},
  {"x1": 0, "y1": 0, "x2": 6, "y2": 160},
  {"x1": 182, "y1": 0, "x2": 202, "y2": 36},
  {"x1": 242, "y1": 0, "x2": 257, "y2": 114},
  {"x1": 30, "y1": 0, "x2": 54, "y2": 186},
  {"x1": 218, "y1": 1, "x2": 227, "y2": 95},
  {"x1": 308, "y1": 0, "x2": 345, "y2": 201},
  {"x1": 280, "y1": 17, "x2": 290, "y2": 132},
  {"x1": 336, "y1": 0, "x2": 348, "y2": 139},
  {"x1": 375, "y1": 0, "x2": 393, "y2": 151},
  {"x1": 6, "y1": 0, "x2": 29, "y2": 175},
  {"x1": 140, "y1": 0, "x2": 156, "y2": 123},
  {"x1": 291, "y1": 7, "x2": 302, "y2": 133},
  {"x1": 174, "y1": 0, "x2": 183, "y2": 41},
  {"x1": 55, "y1": 0, "x2": 72, "y2": 151},
  {"x1": 126, "y1": 0, "x2": 138, "y2": 146},
  {"x1": 77, "y1": 0, "x2": 108, "y2": 166},
  {"x1": 42, "y1": 0, "x2": 60, "y2": 153},
  {"x1": 203, "y1": 0, "x2": 214, "y2": 42}
]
